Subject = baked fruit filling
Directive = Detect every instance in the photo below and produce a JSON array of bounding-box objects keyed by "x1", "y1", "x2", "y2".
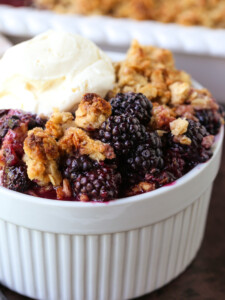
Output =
[{"x1": 0, "y1": 41, "x2": 224, "y2": 202}]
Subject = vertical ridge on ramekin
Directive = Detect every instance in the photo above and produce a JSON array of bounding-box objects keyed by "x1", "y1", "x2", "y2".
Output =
[
  {"x1": 146, "y1": 222, "x2": 163, "y2": 291},
  {"x1": 74, "y1": 235, "x2": 85, "y2": 300},
  {"x1": 98, "y1": 234, "x2": 111, "y2": 300},
  {"x1": 87, "y1": 235, "x2": 99, "y2": 300},
  {"x1": 135, "y1": 226, "x2": 152, "y2": 297},
  {"x1": 155, "y1": 217, "x2": 174, "y2": 289},
  {"x1": 174, "y1": 205, "x2": 192, "y2": 276},
  {"x1": 8, "y1": 223, "x2": 24, "y2": 292},
  {"x1": 0, "y1": 220, "x2": 13, "y2": 287},
  {"x1": 32, "y1": 230, "x2": 47, "y2": 299},
  {"x1": 58, "y1": 234, "x2": 72, "y2": 300},
  {"x1": 182, "y1": 198, "x2": 199, "y2": 268},
  {"x1": 123, "y1": 229, "x2": 139, "y2": 299},
  {"x1": 110, "y1": 232, "x2": 126, "y2": 300},
  {"x1": 19, "y1": 227, "x2": 35, "y2": 297}
]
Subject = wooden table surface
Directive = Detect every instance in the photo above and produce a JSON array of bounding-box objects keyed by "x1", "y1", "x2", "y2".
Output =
[{"x1": 0, "y1": 138, "x2": 224, "y2": 300}]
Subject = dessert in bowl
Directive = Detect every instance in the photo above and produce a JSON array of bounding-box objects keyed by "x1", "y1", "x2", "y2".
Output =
[{"x1": 0, "y1": 31, "x2": 223, "y2": 300}]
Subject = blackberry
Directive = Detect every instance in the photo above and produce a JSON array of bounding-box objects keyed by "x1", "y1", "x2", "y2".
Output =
[
  {"x1": 72, "y1": 163, "x2": 121, "y2": 202},
  {"x1": 3, "y1": 164, "x2": 30, "y2": 192},
  {"x1": 167, "y1": 120, "x2": 212, "y2": 167},
  {"x1": 8, "y1": 110, "x2": 46, "y2": 129},
  {"x1": 164, "y1": 155, "x2": 185, "y2": 179},
  {"x1": 125, "y1": 132, "x2": 164, "y2": 174},
  {"x1": 110, "y1": 92, "x2": 152, "y2": 124},
  {"x1": 145, "y1": 169, "x2": 176, "y2": 188},
  {"x1": 195, "y1": 108, "x2": 222, "y2": 135},
  {"x1": 62, "y1": 154, "x2": 97, "y2": 180},
  {"x1": 0, "y1": 110, "x2": 46, "y2": 146},
  {"x1": 98, "y1": 114, "x2": 146, "y2": 155},
  {"x1": 186, "y1": 119, "x2": 209, "y2": 146}
]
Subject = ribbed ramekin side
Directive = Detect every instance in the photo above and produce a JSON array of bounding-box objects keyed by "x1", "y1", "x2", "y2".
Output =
[{"x1": 0, "y1": 185, "x2": 212, "y2": 300}]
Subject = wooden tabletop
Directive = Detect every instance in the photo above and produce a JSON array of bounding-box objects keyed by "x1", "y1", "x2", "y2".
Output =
[{"x1": 0, "y1": 138, "x2": 225, "y2": 300}]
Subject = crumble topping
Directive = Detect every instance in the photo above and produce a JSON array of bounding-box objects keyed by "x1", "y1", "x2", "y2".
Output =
[
  {"x1": 24, "y1": 128, "x2": 62, "y2": 186},
  {"x1": 126, "y1": 181, "x2": 156, "y2": 196},
  {"x1": 58, "y1": 127, "x2": 115, "y2": 161},
  {"x1": 45, "y1": 110, "x2": 76, "y2": 139},
  {"x1": 173, "y1": 135, "x2": 192, "y2": 146},
  {"x1": 75, "y1": 93, "x2": 112, "y2": 130},
  {"x1": 169, "y1": 82, "x2": 191, "y2": 106},
  {"x1": 170, "y1": 118, "x2": 189, "y2": 136},
  {"x1": 188, "y1": 89, "x2": 219, "y2": 110},
  {"x1": 151, "y1": 103, "x2": 175, "y2": 130},
  {"x1": 111, "y1": 41, "x2": 190, "y2": 105}
]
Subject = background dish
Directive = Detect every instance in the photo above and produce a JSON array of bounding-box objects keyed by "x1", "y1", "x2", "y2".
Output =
[{"x1": 1, "y1": 5, "x2": 225, "y2": 103}]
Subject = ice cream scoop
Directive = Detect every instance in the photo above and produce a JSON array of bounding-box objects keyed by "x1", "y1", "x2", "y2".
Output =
[{"x1": 0, "y1": 30, "x2": 115, "y2": 116}]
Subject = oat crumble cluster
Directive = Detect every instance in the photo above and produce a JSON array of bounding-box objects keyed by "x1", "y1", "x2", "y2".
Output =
[
  {"x1": 0, "y1": 42, "x2": 224, "y2": 201},
  {"x1": 34, "y1": 0, "x2": 225, "y2": 28}
]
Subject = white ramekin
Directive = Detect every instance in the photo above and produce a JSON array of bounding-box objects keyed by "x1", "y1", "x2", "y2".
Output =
[{"x1": 0, "y1": 126, "x2": 223, "y2": 300}]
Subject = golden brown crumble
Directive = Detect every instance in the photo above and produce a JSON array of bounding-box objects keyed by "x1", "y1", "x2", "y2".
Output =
[
  {"x1": 126, "y1": 181, "x2": 156, "y2": 196},
  {"x1": 24, "y1": 128, "x2": 62, "y2": 186},
  {"x1": 45, "y1": 110, "x2": 76, "y2": 139},
  {"x1": 173, "y1": 135, "x2": 192, "y2": 146},
  {"x1": 34, "y1": 0, "x2": 225, "y2": 28},
  {"x1": 110, "y1": 41, "x2": 190, "y2": 105},
  {"x1": 169, "y1": 82, "x2": 191, "y2": 106},
  {"x1": 170, "y1": 118, "x2": 189, "y2": 136},
  {"x1": 58, "y1": 127, "x2": 115, "y2": 161},
  {"x1": 56, "y1": 178, "x2": 72, "y2": 199},
  {"x1": 150, "y1": 103, "x2": 176, "y2": 130},
  {"x1": 75, "y1": 93, "x2": 111, "y2": 130},
  {"x1": 175, "y1": 105, "x2": 197, "y2": 120},
  {"x1": 188, "y1": 88, "x2": 219, "y2": 110}
]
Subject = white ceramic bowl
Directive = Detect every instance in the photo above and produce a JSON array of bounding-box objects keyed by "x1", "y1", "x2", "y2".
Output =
[{"x1": 0, "y1": 77, "x2": 223, "y2": 299}]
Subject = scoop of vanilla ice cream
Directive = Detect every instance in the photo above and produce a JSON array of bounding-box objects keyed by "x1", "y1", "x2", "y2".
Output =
[{"x1": 0, "y1": 30, "x2": 115, "y2": 115}]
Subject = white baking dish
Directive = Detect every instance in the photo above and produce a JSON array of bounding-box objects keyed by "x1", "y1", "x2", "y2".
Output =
[{"x1": 0, "y1": 78, "x2": 223, "y2": 299}]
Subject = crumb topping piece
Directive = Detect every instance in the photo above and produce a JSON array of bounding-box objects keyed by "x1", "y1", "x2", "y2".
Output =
[
  {"x1": 111, "y1": 40, "x2": 190, "y2": 104},
  {"x1": 170, "y1": 118, "x2": 189, "y2": 136},
  {"x1": 24, "y1": 128, "x2": 62, "y2": 186},
  {"x1": 45, "y1": 110, "x2": 76, "y2": 139},
  {"x1": 126, "y1": 181, "x2": 156, "y2": 196},
  {"x1": 151, "y1": 103, "x2": 175, "y2": 130},
  {"x1": 169, "y1": 82, "x2": 190, "y2": 105},
  {"x1": 75, "y1": 93, "x2": 111, "y2": 130},
  {"x1": 188, "y1": 89, "x2": 218, "y2": 110},
  {"x1": 58, "y1": 127, "x2": 115, "y2": 161}
]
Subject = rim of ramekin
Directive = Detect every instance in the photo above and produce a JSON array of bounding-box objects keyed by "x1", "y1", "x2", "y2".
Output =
[{"x1": 0, "y1": 125, "x2": 223, "y2": 209}]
